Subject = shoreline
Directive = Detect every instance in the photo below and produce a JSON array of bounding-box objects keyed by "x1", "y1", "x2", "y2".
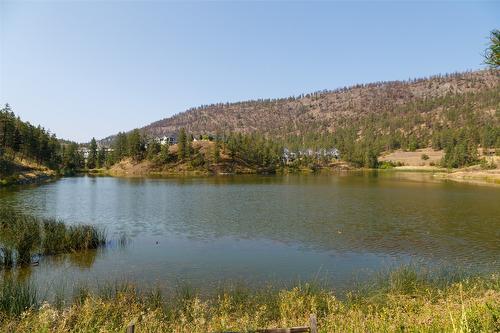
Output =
[
  {"x1": 0, "y1": 170, "x2": 59, "y2": 187},
  {"x1": 90, "y1": 163, "x2": 500, "y2": 186},
  {"x1": 1, "y1": 270, "x2": 498, "y2": 332},
  {"x1": 4, "y1": 165, "x2": 499, "y2": 188}
]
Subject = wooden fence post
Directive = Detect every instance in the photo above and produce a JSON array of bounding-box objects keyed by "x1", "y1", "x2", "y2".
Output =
[
  {"x1": 126, "y1": 323, "x2": 135, "y2": 333},
  {"x1": 309, "y1": 314, "x2": 317, "y2": 333}
]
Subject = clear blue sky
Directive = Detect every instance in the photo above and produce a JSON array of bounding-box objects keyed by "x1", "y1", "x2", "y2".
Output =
[{"x1": 0, "y1": 1, "x2": 498, "y2": 142}]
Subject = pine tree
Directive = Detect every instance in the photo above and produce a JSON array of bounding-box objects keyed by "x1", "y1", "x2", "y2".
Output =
[
  {"x1": 128, "y1": 129, "x2": 144, "y2": 161},
  {"x1": 87, "y1": 138, "x2": 98, "y2": 169},
  {"x1": 177, "y1": 128, "x2": 187, "y2": 160},
  {"x1": 113, "y1": 132, "x2": 128, "y2": 162},
  {"x1": 97, "y1": 147, "x2": 106, "y2": 168}
]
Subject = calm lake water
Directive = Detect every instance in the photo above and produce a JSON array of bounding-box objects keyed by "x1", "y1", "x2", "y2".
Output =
[{"x1": 1, "y1": 172, "x2": 499, "y2": 295}]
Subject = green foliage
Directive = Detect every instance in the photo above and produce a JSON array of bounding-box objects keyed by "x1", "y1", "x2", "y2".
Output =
[
  {"x1": 127, "y1": 129, "x2": 145, "y2": 161},
  {"x1": 224, "y1": 132, "x2": 282, "y2": 170},
  {"x1": 111, "y1": 132, "x2": 128, "y2": 163},
  {"x1": 146, "y1": 140, "x2": 161, "y2": 161},
  {"x1": 158, "y1": 144, "x2": 172, "y2": 164},
  {"x1": 96, "y1": 147, "x2": 106, "y2": 168},
  {"x1": 0, "y1": 279, "x2": 38, "y2": 318},
  {"x1": 213, "y1": 133, "x2": 221, "y2": 163},
  {"x1": 441, "y1": 129, "x2": 479, "y2": 168},
  {"x1": 86, "y1": 138, "x2": 98, "y2": 169},
  {"x1": 0, "y1": 208, "x2": 106, "y2": 267},
  {"x1": 479, "y1": 158, "x2": 497, "y2": 170},
  {"x1": 0, "y1": 104, "x2": 62, "y2": 173},
  {"x1": 378, "y1": 161, "x2": 396, "y2": 169},
  {"x1": 177, "y1": 128, "x2": 191, "y2": 160},
  {"x1": 190, "y1": 150, "x2": 206, "y2": 168},
  {"x1": 484, "y1": 29, "x2": 500, "y2": 68},
  {"x1": 61, "y1": 143, "x2": 84, "y2": 174}
]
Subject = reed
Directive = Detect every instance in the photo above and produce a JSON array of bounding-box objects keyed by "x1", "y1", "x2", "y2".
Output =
[
  {"x1": 0, "y1": 208, "x2": 106, "y2": 267},
  {"x1": 0, "y1": 279, "x2": 37, "y2": 318},
  {"x1": 42, "y1": 219, "x2": 106, "y2": 254},
  {"x1": 0, "y1": 248, "x2": 13, "y2": 268}
]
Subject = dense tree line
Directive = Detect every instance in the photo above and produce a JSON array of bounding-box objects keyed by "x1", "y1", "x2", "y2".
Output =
[
  {"x1": 0, "y1": 104, "x2": 84, "y2": 176},
  {"x1": 0, "y1": 104, "x2": 61, "y2": 169},
  {"x1": 105, "y1": 127, "x2": 282, "y2": 172}
]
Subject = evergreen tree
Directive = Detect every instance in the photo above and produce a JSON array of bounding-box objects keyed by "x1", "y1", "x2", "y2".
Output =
[
  {"x1": 87, "y1": 138, "x2": 98, "y2": 169},
  {"x1": 97, "y1": 147, "x2": 106, "y2": 168},
  {"x1": 484, "y1": 29, "x2": 500, "y2": 68},
  {"x1": 112, "y1": 132, "x2": 128, "y2": 162},
  {"x1": 177, "y1": 128, "x2": 187, "y2": 160},
  {"x1": 62, "y1": 143, "x2": 83, "y2": 172},
  {"x1": 146, "y1": 140, "x2": 161, "y2": 160},
  {"x1": 159, "y1": 144, "x2": 171, "y2": 163},
  {"x1": 128, "y1": 129, "x2": 144, "y2": 161}
]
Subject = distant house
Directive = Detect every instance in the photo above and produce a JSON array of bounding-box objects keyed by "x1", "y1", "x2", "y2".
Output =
[
  {"x1": 159, "y1": 135, "x2": 177, "y2": 145},
  {"x1": 327, "y1": 148, "x2": 340, "y2": 159},
  {"x1": 282, "y1": 147, "x2": 340, "y2": 164},
  {"x1": 78, "y1": 147, "x2": 90, "y2": 159}
]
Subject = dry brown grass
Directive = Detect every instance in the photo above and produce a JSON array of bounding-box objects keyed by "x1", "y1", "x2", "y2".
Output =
[
  {"x1": 380, "y1": 148, "x2": 444, "y2": 167},
  {"x1": 1, "y1": 273, "x2": 499, "y2": 333}
]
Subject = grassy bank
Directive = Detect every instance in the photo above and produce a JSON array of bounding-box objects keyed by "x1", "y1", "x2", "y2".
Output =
[
  {"x1": 0, "y1": 267, "x2": 498, "y2": 332},
  {"x1": 0, "y1": 156, "x2": 57, "y2": 187},
  {"x1": 0, "y1": 208, "x2": 106, "y2": 267}
]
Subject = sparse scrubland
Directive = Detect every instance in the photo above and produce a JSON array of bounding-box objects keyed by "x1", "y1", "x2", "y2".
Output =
[{"x1": 0, "y1": 267, "x2": 498, "y2": 332}]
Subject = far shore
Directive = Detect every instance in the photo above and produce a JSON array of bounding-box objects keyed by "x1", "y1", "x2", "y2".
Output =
[
  {"x1": 3, "y1": 150, "x2": 499, "y2": 188},
  {"x1": 79, "y1": 162, "x2": 500, "y2": 187}
]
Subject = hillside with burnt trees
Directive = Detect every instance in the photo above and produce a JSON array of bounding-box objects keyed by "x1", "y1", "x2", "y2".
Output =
[
  {"x1": 141, "y1": 70, "x2": 497, "y2": 137},
  {"x1": 101, "y1": 69, "x2": 499, "y2": 168}
]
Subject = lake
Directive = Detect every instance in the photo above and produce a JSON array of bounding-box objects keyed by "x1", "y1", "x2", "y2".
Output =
[{"x1": 1, "y1": 172, "x2": 499, "y2": 296}]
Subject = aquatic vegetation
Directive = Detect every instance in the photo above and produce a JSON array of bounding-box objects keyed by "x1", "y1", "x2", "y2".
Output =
[
  {"x1": 0, "y1": 248, "x2": 13, "y2": 268},
  {"x1": 0, "y1": 208, "x2": 106, "y2": 267},
  {"x1": 42, "y1": 219, "x2": 106, "y2": 254},
  {"x1": 0, "y1": 279, "x2": 38, "y2": 319},
  {"x1": 0, "y1": 269, "x2": 498, "y2": 332}
]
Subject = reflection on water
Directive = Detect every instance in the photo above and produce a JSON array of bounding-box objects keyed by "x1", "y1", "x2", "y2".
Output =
[{"x1": 0, "y1": 172, "x2": 499, "y2": 295}]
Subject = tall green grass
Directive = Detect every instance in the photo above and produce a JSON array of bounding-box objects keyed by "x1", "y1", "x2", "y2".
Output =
[
  {"x1": 0, "y1": 208, "x2": 106, "y2": 267},
  {"x1": 0, "y1": 278, "x2": 37, "y2": 318},
  {"x1": 42, "y1": 218, "x2": 106, "y2": 254}
]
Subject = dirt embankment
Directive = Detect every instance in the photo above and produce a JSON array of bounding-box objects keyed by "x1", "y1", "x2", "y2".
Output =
[
  {"x1": 380, "y1": 148, "x2": 500, "y2": 185},
  {"x1": 108, "y1": 141, "x2": 260, "y2": 177},
  {"x1": 0, "y1": 158, "x2": 57, "y2": 186}
]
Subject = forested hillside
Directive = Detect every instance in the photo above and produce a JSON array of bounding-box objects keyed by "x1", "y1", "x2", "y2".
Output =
[
  {"x1": 103, "y1": 69, "x2": 499, "y2": 168},
  {"x1": 0, "y1": 104, "x2": 84, "y2": 182},
  {"x1": 141, "y1": 70, "x2": 497, "y2": 137}
]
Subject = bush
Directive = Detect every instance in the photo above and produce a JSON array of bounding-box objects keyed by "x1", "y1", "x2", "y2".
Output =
[
  {"x1": 479, "y1": 158, "x2": 497, "y2": 170},
  {"x1": 378, "y1": 161, "x2": 396, "y2": 169},
  {"x1": 421, "y1": 154, "x2": 429, "y2": 160}
]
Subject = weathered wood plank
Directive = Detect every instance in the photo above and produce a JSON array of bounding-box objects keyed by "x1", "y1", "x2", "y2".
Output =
[
  {"x1": 255, "y1": 327, "x2": 310, "y2": 333},
  {"x1": 309, "y1": 314, "x2": 317, "y2": 333}
]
